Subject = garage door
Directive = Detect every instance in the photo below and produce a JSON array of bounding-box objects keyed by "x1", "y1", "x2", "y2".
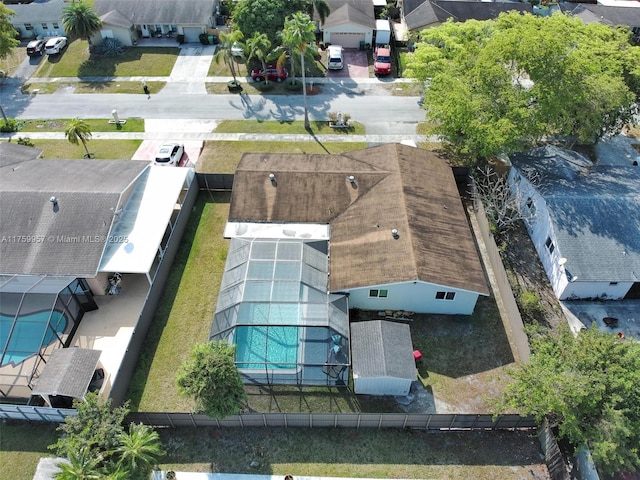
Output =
[
  {"x1": 329, "y1": 32, "x2": 365, "y2": 49},
  {"x1": 182, "y1": 27, "x2": 203, "y2": 43}
]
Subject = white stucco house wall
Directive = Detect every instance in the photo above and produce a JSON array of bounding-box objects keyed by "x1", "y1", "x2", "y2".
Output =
[
  {"x1": 508, "y1": 144, "x2": 640, "y2": 300},
  {"x1": 8, "y1": 0, "x2": 65, "y2": 40}
]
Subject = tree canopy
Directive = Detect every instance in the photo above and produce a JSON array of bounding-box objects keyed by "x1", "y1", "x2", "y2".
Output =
[
  {"x1": 176, "y1": 341, "x2": 247, "y2": 419},
  {"x1": 499, "y1": 325, "x2": 640, "y2": 476},
  {"x1": 62, "y1": 1, "x2": 102, "y2": 45},
  {"x1": 405, "y1": 12, "x2": 640, "y2": 162},
  {"x1": 232, "y1": 0, "x2": 306, "y2": 46},
  {"x1": 0, "y1": 3, "x2": 19, "y2": 61}
]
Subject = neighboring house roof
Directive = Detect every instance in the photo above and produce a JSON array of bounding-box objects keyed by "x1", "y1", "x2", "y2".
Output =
[
  {"x1": 7, "y1": 0, "x2": 65, "y2": 25},
  {"x1": 0, "y1": 143, "x2": 43, "y2": 167},
  {"x1": 323, "y1": 0, "x2": 376, "y2": 29},
  {"x1": 0, "y1": 159, "x2": 147, "y2": 277},
  {"x1": 229, "y1": 144, "x2": 488, "y2": 295},
  {"x1": 99, "y1": 9, "x2": 133, "y2": 29},
  {"x1": 350, "y1": 320, "x2": 416, "y2": 381},
  {"x1": 404, "y1": 0, "x2": 531, "y2": 31},
  {"x1": 510, "y1": 145, "x2": 640, "y2": 282},
  {"x1": 559, "y1": 3, "x2": 640, "y2": 27},
  {"x1": 31, "y1": 348, "x2": 101, "y2": 400},
  {"x1": 93, "y1": 0, "x2": 215, "y2": 25}
]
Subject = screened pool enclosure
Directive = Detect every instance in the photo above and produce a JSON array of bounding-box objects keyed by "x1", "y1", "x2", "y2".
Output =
[
  {"x1": 0, "y1": 275, "x2": 96, "y2": 400},
  {"x1": 210, "y1": 238, "x2": 350, "y2": 386}
]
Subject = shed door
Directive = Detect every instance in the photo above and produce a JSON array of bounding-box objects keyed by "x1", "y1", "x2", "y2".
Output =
[{"x1": 329, "y1": 32, "x2": 364, "y2": 49}]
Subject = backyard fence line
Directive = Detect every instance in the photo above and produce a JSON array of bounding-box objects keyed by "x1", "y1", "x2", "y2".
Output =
[{"x1": 124, "y1": 412, "x2": 537, "y2": 430}]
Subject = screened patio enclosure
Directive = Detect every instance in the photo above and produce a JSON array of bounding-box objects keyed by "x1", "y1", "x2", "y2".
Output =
[
  {"x1": 210, "y1": 238, "x2": 350, "y2": 386},
  {"x1": 0, "y1": 275, "x2": 96, "y2": 400}
]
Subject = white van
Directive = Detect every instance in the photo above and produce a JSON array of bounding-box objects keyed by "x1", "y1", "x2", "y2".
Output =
[{"x1": 327, "y1": 45, "x2": 343, "y2": 70}]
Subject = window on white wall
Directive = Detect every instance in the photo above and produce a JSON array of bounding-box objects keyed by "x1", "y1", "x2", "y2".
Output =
[
  {"x1": 435, "y1": 291, "x2": 455, "y2": 300},
  {"x1": 25, "y1": 23, "x2": 33, "y2": 30},
  {"x1": 545, "y1": 237, "x2": 555, "y2": 254},
  {"x1": 53, "y1": 22, "x2": 59, "y2": 29},
  {"x1": 369, "y1": 289, "x2": 388, "y2": 298},
  {"x1": 42, "y1": 23, "x2": 48, "y2": 29}
]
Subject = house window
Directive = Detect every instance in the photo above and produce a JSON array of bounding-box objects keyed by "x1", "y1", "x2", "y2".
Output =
[
  {"x1": 609, "y1": 282, "x2": 618, "y2": 286},
  {"x1": 53, "y1": 22, "x2": 59, "y2": 29},
  {"x1": 369, "y1": 289, "x2": 388, "y2": 298},
  {"x1": 436, "y1": 291, "x2": 456, "y2": 300},
  {"x1": 545, "y1": 237, "x2": 555, "y2": 254},
  {"x1": 25, "y1": 23, "x2": 33, "y2": 31},
  {"x1": 42, "y1": 23, "x2": 48, "y2": 29}
]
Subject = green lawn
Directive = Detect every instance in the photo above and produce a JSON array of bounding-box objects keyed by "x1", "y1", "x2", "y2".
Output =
[
  {"x1": 18, "y1": 118, "x2": 145, "y2": 132},
  {"x1": 0, "y1": 420, "x2": 58, "y2": 480},
  {"x1": 32, "y1": 40, "x2": 178, "y2": 77},
  {"x1": 74, "y1": 80, "x2": 166, "y2": 94},
  {"x1": 197, "y1": 141, "x2": 368, "y2": 173},
  {"x1": 214, "y1": 119, "x2": 365, "y2": 135},
  {"x1": 29, "y1": 139, "x2": 142, "y2": 159}
]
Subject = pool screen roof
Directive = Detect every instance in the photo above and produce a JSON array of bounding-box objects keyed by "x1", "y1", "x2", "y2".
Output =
[{"x1": 211, "y1": 238, "x2": 349, "y2": 340}]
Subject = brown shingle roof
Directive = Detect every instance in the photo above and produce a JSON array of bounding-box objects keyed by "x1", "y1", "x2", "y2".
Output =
[{"x1": 229, "y1": 144, "x2": 488, "y2": 295}]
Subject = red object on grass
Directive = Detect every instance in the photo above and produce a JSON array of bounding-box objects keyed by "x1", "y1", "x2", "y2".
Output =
[{"x1": 413, "y1": 350, "x2": 422, "y2": 361}]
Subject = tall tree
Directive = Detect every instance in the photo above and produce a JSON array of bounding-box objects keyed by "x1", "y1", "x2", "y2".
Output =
[
  {"x1": 304, "y1": 0, "x2": 330, "y2": 26},
  {"x1": 64, "y1": 118, "x2": 93, "y2": 158},
  {"x1": 0, "y1": 3, "x2": 19, "y2": 61},
  {"x1": 246, "y1": 32, "x2": 272, "y2": 84},
  {"x1": 177, "y1": 341, "x2": 247, "y2": 419},
  {"x1": 62, "y1": 1, "x2": 102, "y2": 47},
  {"x1": 114, "y1": 423, "x2": 164, "y2": 474},
  {"x1": 405, "y1": 12, "x2": 640, "y2": 163},
  {"x1": 233, "y1": 0, "x2": 306, "y2": 46},
  {"x1": 282, "y1": 12, "x2": 316, "y2": 129},
  {"x1": 214, "y1": 30, "x2": 244, "y2": 86},
  {"x1": 498, "y1": 325, "x2": 640, "y2": 477}
]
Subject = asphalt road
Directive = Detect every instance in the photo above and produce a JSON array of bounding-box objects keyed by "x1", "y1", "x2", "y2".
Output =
[{"x1": 2, "y1": 83, "x2": 426, "y2": 125}]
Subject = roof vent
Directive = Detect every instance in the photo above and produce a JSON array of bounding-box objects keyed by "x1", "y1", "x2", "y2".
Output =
[
  {"x1": 391, "y1": 228, "x2": 399, "y2": 239},
  {"x1": 269, "y1": 173, "x2": 276, "y2": 186},
  {"x1": 348, "y1": 175, "x2": 355, "y2": 184},
  {"x1": 50, "y1": 196, "x2": 58, "y2": 205}
]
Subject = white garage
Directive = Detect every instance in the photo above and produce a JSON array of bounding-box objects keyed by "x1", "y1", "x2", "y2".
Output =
[
  {"x1": 182, "y1": 26, "x2": 204, "y2": 43},
  {"x1": 327, "y1": 32, "x2": 365, "y2": 49}
]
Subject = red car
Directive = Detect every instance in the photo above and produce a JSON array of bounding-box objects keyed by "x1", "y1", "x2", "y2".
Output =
[
  {"x1": 374, "y1": 46, "x2": 392, "y2": 76},
  {"x1": 251, "y1": 66, "x2": 288, "y2": 82}
]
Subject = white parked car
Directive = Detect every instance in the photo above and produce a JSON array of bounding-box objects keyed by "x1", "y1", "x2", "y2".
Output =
[
  {"x1": 231, "y1": 42, "x2": 244, "y2": 57},
  {"x1": 44, "y1": 37, "x2": 67, "y2": 55},
  {"x1": 327, "y1": 45, "x2": 343, "y2": 70},
  {"x1": 154, "y1": 143, "x2": 184, "y2": 166}
]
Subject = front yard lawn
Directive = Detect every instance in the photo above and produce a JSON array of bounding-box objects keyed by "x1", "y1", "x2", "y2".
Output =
[
  {"x1": 28, "y1": 139, "x2": 142, "y2": 159},
  {"x1": 214, "y1": 119, "x2": 365, "y2": 135},
  {"x1": 18, "y1": 118, "x2": 145, "y2": 132},
  {"x1": 33, "y1": 40, "x2": 178, "y2": 77},
  {"x1": 197, "y1": 140, "x2": 368, "y2": 173}
]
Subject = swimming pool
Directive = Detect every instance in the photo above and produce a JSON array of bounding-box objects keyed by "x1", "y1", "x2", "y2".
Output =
[
  {"x1": 0, "y1": 310, "x2": 68, "y2": 366},
  {"x1": 235, "y1": 326, "x2": 299, "y2": 370}
]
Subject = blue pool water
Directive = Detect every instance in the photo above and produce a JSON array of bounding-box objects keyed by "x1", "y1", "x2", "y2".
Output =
[
  {"x1": 235, "y1": 326, "x2": 299, "y2": 369},
  {"x1": 0, "y1": 310, "x2": 68, "y2": 366}
]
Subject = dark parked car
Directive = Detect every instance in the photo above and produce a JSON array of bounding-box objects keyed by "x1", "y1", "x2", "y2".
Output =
[
  {"x1": 251, "y1": 66, "x2": 288, "y2": 82},
  {"x1": 26, "y1": 39, "x2": 46, "y2": 56}
]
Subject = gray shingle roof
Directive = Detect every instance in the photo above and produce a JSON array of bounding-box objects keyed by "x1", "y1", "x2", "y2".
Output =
[
  {"x1": 8, "y1": 0, "x2": 65, "y2": 24},
  {"x1": 559, "y1": 3, "x2": 640, "y2": 28},
  {"x1": 324, "y1": 2, "x2": 376, "y2": 29},
  {"x1": 510, "y1": 145, "x2": 640, "y2": 282},
  {"x1": 94, "y1": 0, "x2": 215, "y2": 25},
  {"x1": 0, "y1": 159, "x2": 147, "y2": 276},
  {"x1": 31, "y1": 348, "x2": 101, "y2": 399},
  {"x1": 0, "y1": 143, "x2": 43, "y2": 167},
  {"x1": 351, "y1": 320, "x2": 416, "y2": 380}
]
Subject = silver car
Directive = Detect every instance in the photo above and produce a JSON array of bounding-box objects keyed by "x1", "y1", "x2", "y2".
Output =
[
  {"x1": 154, "y1": 143, "x2": 184, "y2": 166},
  {"x1": 44, "y1": 37, "x2": 67, "y2": 55}
]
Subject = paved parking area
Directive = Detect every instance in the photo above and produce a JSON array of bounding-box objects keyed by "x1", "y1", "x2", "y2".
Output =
[
  {"x1": 562, "y1": 300, "x2": 640, "y2": 339},
  {"x1": 324, "y1": 49, "x2": 370, "y2": 79}
]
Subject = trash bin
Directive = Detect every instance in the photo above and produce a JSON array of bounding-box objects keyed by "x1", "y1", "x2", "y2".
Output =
[
  {"x1": 359, "y1": 40, "x2": 365, "y2": 51},
  {"x1": 208, "y1": 35, "x2": 214, "y2": 45}
]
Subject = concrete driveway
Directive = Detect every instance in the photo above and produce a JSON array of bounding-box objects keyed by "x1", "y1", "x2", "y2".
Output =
[
  {"x1": 562, "y1": 300, "x2": 640, "y2": 340},
  {"x1": 325, "y1": 49, "x2": 370, "y2": 79}
]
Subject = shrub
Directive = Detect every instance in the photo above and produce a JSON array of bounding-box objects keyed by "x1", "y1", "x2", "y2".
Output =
[
  {"x1": 519, "y1": 289, "x2": 544, "y2": 321},
  {"x1": 0, "y1": 118, "x2": 19, "y2": 133},
  {"x1": 17, "y1": 137, "x2": 34, "y2": 147},
  {"x1": 95, "y1": 38, "x2": 125, "y2": 57}
]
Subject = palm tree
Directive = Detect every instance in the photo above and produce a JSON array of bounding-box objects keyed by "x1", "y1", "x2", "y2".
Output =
[
  {"x1": 64, "y1": 118, "x2": 93, "y2": 158},
  {"x1": 305, "y1": 0, "x2": 331, "y2": 26},
  {"x1": 246, "y1": 32, "x2": 271, "y2": 85},
  {"x1": 62, "y1": 1, "x2": 102, "y2": 47},
  {"x1": 114, "y1": 423, "x2": 164, "y2": 474},
  {"x1": 214, "y1": 30, "x2": 244, "y2": 88},
  {"x1": 54, "y1": 447, "x2": 101, "y2": 480},
  {"x1": 282, "y1": 12, "x2": 316, "y2": 129}
]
